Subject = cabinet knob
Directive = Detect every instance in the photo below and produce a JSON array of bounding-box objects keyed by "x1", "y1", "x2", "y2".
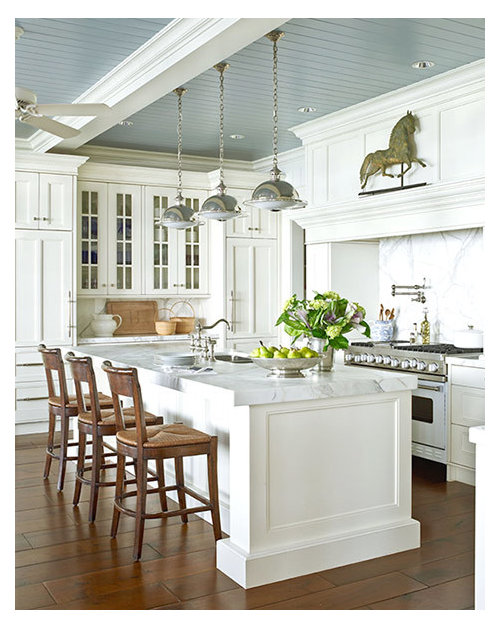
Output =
[
  {"x1": 247, "y1": 227, "x2": 252, "y2": 231},
  {"x1": 42, "y1": 217, "x2": 49, "y2": 221},
  {"x1": 110, "y1": 283, "x2": 115, "y2": 287},
  {"x1": 33, "y1": 216, "x2": 40, "y2": 221},
  {"x1": 102, "y1": 283, "x2": 107, "y2": 287}
]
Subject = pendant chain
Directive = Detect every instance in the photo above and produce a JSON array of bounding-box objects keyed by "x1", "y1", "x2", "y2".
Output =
[
  {"x1": 219, "y1": 66, "x2": 225, "y2": 186},
  {"x1": 175, "y1": 88, "x2": 184, "y2": 199},
  {"x1": 272, "y1": 36, "x2": 279, "y2": 173}
]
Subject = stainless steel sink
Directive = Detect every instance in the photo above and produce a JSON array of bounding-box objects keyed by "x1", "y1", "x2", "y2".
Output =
[{"x1": 214, "y1": 353, "x2": 253, "y2": 364}]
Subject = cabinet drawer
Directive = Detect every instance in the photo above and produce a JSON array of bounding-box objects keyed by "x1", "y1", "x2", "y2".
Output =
[
  {"x1": 15, "y1": 350, "x2": 45, "y2": 381},
  {"x1": 450, "y1": 424, "x2": 476, "y2": 469},
  {"x1": 450, "y1": 365, "x2": 485, "y2": 389},
  {"x1": 15, "y1": 382, "x2": 49, "y2": 423},
  {"x1": 451, "y1": 385, "x2": 485, "y2": 427}
]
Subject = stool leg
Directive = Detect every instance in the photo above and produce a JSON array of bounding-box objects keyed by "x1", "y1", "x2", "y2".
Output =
[
  {"x1": 73, "y1": 429, "x2": 87, "y2": 506},
  {"x1": 174, "y1": 457, "x2": 188, "y2": 524},
  {"x1": 207, "y1": 437, "x2": 222, "y2": 541},
  {"x1": 133, "y1": 456, "x2": 148, "y2": 561},
  {"x1": 111, "y1": 453, "x2": 125, "y2": 539},
  {"x1": 89, "y1": 434, "x2": 103, "y2": 523},
  {"x1": 155, "y1": 459, "x2": 168, "y2": 512},
  {"x1": 43, "y1": 406, "x2": 56, "y2": 479},
  {"x1": 57, "y1": 410, "x2": 70, "y2": 492}
]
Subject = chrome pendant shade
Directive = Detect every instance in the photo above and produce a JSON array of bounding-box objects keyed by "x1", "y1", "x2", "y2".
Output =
[
  {"x1": 199, "y1": 63, "x2": 243, "y2": 222},
  {"x1": 245, "y1": 31, "x2": 307, "y2": 212},
  {"x1": 158, "y1": 87, "x2": 201, "y2": 229}
]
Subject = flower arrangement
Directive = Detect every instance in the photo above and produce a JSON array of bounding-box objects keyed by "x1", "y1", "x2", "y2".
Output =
[{"x1": 275, "y1": 291, "x2": 371, "y2": 351}]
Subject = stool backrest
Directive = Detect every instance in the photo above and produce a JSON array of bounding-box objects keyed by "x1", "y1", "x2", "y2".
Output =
[
  {"x1": 101, "y1": 361, "x2": 148, "y2": 446},
  {"x1": 38, "y1": 344, "x2": 69, "y2": 406},
  {"x1": 65, "y1": 353, "x2": 103, "y2": 426}
]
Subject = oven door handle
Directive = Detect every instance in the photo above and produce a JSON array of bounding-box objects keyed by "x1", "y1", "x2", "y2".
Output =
[{"x1": 418, "y1": 384, "x2": 442, "y2": 392}]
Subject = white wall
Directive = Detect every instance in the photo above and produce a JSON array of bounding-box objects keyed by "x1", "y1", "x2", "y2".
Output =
[{"x1": 378, "y1": 228, "x2": 483, "y2": 343}]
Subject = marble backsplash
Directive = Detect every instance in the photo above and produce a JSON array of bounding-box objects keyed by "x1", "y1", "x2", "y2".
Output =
[{"x1": 378, "y1": 228, "x2": 483, "y2": 344}]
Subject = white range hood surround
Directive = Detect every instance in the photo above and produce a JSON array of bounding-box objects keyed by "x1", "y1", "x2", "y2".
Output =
[{"x1": 289, "y1": 60, "x2": 485, "y2": 244}]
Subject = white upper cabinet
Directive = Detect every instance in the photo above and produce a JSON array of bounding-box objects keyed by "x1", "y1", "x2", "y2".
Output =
[
  {"x1": 226, "y1": 206, "x2": 278, "y2": 239},
  {"x1": 15, "y1": 230, "x2": 74, "y2": 346},
  {"x1": 107, "y1": 184, "x2": 142, "y2": 294},
  {"x1": 77, "y1": 181, "x2": 108, "y2": 295},
  {"x1": 15, "y1": 172, "x2": 73, "y2": 230},
  {"x1": 142, "y1": 186, "x2": 209, "y2": 296}
]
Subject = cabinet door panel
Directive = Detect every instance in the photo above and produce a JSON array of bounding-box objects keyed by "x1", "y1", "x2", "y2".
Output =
[
  {"x1": 39, "y1": 174, "x2": 73, "y2": 230},
  {"x1": 253, "y1": 208, "x2": 278, "y2": 238},
  {"x1": 15, "y1": 171, "x2": 39, "y2": 229},
  {"x1": 15, "y1": 232, "x2": 41, "y2": 345},
  {"x1": 108, "y1": 184, "x2": 142, "y2": 294},
  {"x1": 77, "y1": 182, "x2": 108, "y2": 295},
  {"x1": 226, "y1": 238, "x2": 278, "y2": 338},
  {"x1": 41, "y1": 231, "x2": 73, "y2": 345},
  {"x1": 176, "y1": 192, "x2": 209, "y2": 295},
  {"x1": 143, "y1": 187, "x2": 178, "y2": 295},
  {"x1": 451, "y1": 385, "x2": 485, "y2": 427}
]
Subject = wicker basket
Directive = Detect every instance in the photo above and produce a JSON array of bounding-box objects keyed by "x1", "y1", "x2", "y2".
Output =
[
  {"x1": 169, "y1": 300, "x2": 195, "y2": 334},
  {"x1": 154, "y1": 308, "x2": 177, "y2": 335}
]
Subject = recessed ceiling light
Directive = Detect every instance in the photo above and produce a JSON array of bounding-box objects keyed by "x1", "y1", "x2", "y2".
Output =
[
  {"x1": 229, "y1": 134, "x2": 245, "y2": 140},
  {"x1": 411, "y1": 60, "x2": 435, "y2": 70},
  {"x1": 297, "y1": 106, "x2": 317, "y2": 113},
  {"x1": 118, "y1": 120, "x2": 134, "y2": 126}
]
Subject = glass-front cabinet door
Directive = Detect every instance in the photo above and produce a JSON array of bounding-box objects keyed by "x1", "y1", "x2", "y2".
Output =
[
  {"x1": 77, "y1": 181, "x2": 108, "y2": 295},
  {"x1": 143, "y1": 187, "x2": 208, "y2": 295},
  {"x1": 107, "y1": 184, "x2": 142, "y2": 294},
  {"x1": 176, "y1": 193, "x2": 209, "y2": 295},
  {"x1": 143, "y1": 187, "x2": 178, "y2": 295}
]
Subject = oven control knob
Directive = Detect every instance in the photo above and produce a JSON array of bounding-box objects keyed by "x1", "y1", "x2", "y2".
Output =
[
  {"x1": 375, "y1": 355, "x2": 384, "y2": 364},
  {"x1": 354, "y1": 355, "x2": 362, "y2": 363},
  {"x1": 360, "y1": 353, "x2": 368, "y2": 362},
  {"x1": 390, "y1": 358, "x2": 400, "y2": 368},
  {"x1": 401, "y1": 360, "x2": 410, "y2": 369},
  {"x1": 366, "y1": 354, "x2": 375, "y2": 363},
  {"x1": 409, "y1": 358, "x2": 418, "y2": 368},
  {"x1": 383, "y1": 356, "x2": 392, "y2": 365},
  {"x1": 417, "y1": 361, "x2": 427, "y2": 370},
  {"x1": 345, "y1": 353, "x2": 353, "y2": 362},
  {"x1": 428, "y1": 362, "x2": 439, "y2": 373}
]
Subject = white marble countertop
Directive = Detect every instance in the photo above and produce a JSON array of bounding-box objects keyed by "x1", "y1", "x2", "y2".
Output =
[
  {"x1": 78, "y1": 334, "x2": 195, "y2": 344},
  {"x1": 446, "y1": 354, "x2": 485, "y2": 368},
  {"x1": 469, "y1": 425, "x2": 485, "y2": 445},
  {"x1": 73, "y1": 342, "x2": 418, "y2": 407}
]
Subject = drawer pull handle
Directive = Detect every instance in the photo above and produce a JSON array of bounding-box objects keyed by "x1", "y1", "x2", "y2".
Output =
[
  {"x1": 17, "y1": 363, "x2": 44, "y2": 367},
  {"x1": 418, "y1": 384, "x2": 441, "y2": 392},
  {"x1": 18, "y1": 396, "x2": 48, "y2": 401}
]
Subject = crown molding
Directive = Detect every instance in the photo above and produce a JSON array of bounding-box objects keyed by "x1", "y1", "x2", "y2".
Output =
[
  {"x1": 27, "y1": 17, "x2": 289, "y2": 155},
  {"x1": 15, "y1": 151, "x2": 89, "y2": 174},
  {"x1": 291, "y1": 59, "x2": 485, "y2": 145}
]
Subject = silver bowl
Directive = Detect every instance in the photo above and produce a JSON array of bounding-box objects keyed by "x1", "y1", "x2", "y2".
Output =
[{"x1": 251, "y1": 356, "x2": 322, "y2": 378}]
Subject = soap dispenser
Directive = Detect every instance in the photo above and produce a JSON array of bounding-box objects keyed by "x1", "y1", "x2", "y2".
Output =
[{"x1": 420, "y1": 308, "x2": 430, "y2": 345}]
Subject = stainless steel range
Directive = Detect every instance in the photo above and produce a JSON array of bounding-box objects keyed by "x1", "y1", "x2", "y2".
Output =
[{"x1": 344, "y1": 342, "x2": 483, "y2": 464}]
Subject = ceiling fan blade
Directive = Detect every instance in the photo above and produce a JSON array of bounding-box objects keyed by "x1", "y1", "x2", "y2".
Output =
[
  {"x1": 36, "y1": 103, "x2": 110, "y2": 116},
  {"x1": 19, "y1": 114, "x2": 80, "y2": 138}
]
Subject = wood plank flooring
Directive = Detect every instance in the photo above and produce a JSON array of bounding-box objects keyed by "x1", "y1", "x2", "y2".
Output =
[{"x1": 15, "y1": 433, "x2": 475, "y2": 610}]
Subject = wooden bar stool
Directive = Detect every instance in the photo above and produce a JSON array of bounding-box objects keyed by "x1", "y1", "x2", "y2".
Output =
[
  {"x1": 102, "y1": 361, "x2": 222, "y2": 561},
  {"x1": 65, "y1": 352, "x2": 164, "y2": 522},
  {"x1": 38, "y1": 344, "x2": 114, "y2": 492}
]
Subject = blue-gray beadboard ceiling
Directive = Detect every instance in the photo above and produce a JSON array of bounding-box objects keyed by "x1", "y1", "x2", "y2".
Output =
[{"x1": 15, "y1": 17, "x2": 485, "y2": 161}]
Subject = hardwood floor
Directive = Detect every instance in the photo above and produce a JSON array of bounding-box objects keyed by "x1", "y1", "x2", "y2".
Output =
[{"x1": 15, "y1": 433, "x2": 475, "y2": 610}]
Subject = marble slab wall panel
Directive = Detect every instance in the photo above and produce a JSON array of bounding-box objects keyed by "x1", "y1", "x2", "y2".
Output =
[{"x1": 378, "y1": 228, "x2": 483, "y2": 343}]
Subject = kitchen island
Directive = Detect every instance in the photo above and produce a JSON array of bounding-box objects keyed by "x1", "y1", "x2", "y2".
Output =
[{"x1": 72, "y1": 342, "x2": 420, "y2": 588}]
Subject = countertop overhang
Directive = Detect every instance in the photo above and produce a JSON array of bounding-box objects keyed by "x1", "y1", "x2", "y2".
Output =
[{"x1": 73, "y1": 342, "x2": 418, "y2": 407}]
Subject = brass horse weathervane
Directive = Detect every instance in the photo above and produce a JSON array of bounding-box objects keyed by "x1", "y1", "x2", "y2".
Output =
[{"x1": 359, "y1": 111, "x2": 427, "y2": 195}]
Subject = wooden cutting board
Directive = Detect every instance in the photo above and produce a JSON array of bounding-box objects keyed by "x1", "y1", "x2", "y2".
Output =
[{"x1": 106, "y1": 301, "x2": 158, "y2": 336}]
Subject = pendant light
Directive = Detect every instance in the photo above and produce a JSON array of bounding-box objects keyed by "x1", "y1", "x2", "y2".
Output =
[
  {"x1": 158, "y1": 87, "x2": 201, "y2": 229},
  {"x1": 244, "y1": 31, "x2": 307, "y2": 212},
  {"x1": 198, "y1": 63, "x2": 243, "y2": 221}
]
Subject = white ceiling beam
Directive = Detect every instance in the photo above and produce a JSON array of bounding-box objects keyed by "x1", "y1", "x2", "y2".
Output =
[{"x1": 30, "y1": 17, "x2": 289, "y2": 154}]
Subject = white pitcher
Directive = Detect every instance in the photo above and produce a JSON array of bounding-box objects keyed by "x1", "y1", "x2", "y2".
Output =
[{"x1": 90, "y1": 313, "x2": 123, "y2": 337}]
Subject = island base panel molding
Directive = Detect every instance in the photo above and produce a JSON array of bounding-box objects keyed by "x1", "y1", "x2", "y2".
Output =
[
  {"x1": 217, "y1": 519, "x2": 420, "y2": 589},
  {"x1": 217, "y1": 392, "x2": 420, "y2": 588}
]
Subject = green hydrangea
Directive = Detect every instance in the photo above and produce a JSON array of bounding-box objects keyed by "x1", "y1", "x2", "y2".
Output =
[
  {"x1": 326, "y1": 324, "x2": 343, "y2": 339},
  {"x1": 309, "y1": 299, "x2": 328, "y2": 310},
  {"x1": 323, "y1": 291, "x2": 340, "y2": 300}
]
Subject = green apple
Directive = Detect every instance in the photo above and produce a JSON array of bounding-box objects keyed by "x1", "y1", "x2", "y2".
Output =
[
  {"x1": 274, "y1": 350, "x2": 288, "y2": 359},
  {"x1": 288, "y1": 349, "x2": 302, "y2": 359}
]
